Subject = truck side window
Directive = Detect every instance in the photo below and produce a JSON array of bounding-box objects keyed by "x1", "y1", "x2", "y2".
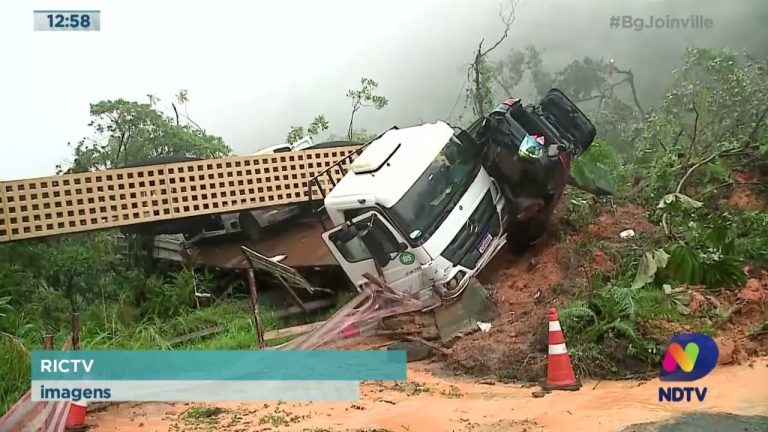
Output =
[
  {"x1": 334, "y1": 236, "x2": 373, "y2": 263},
  {"x1": 368, "y1": 217, "x2": 400, "y2": 255},
  {"x1": 332, "y1": 213, "x2": 401, "y2": 263}
]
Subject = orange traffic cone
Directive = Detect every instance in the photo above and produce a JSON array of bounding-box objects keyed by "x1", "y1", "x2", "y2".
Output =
[
  {"x1": 65, "y1": 400, "x2": 87, "y2": 427},
  {"x1": 545, "y1": 308, "x2": 581, "y2": 390}
]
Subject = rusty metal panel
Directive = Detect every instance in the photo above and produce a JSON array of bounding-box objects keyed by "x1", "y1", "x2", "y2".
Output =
[{"x1": 0, "y1": 145, "x2": 361, "y2": 242}]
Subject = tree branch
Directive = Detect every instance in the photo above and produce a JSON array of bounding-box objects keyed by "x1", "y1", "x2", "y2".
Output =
[
  {"x1": 682, "y1": 96, "x2": 700, "y2": 172},
  {"x1": 492, "y1": 76, "x2": 514, "y2": 97},
  {"x1": 348, "y1": 105, "x2": 359, "y2": 140},
  {"x1": 479, "y1": 0, "x2": 518, "y2": 57},
  {"x1": 611, "y1": 67, "x2": 644, "y2": 116},
  {"x1": 573, "y1": 94, "x2": 603, "y2": 103},
  {"x1": 747, "y1": 104, "x2": 768, "y2": 144},
  {"x1": 468, "y1": 0, "x2": 518, "y2": 117},
  {"x1": 171, "y1": 102, "x2": 180, "y2": 127},
  {"x1": 695, "y1": 181, "x2": 768, "y2": 199}
]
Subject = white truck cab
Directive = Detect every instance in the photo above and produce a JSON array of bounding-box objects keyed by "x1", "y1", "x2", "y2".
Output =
[{"x1": 322, "y1": 121, "x2": 507, "y2": 309}]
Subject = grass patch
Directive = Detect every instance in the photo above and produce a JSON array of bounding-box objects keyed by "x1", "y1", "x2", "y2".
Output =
[
  {"x1": 257, "y1": 406, "x2": 308, "y2": 427},
  {"x1": 184, "y1": 405, "x2": 226, "y2": 422},
  {"x1": 0, "y1": 297, "x2": 338, "y2": 415},
  {"x1": 0, "y1": 334, "x2": 30, "y2": 415},
  {"x1": 440, "y1": 385, "x2": 464, "y2": 398}
]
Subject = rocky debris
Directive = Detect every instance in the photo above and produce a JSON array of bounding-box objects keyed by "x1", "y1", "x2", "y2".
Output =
[
  {"x1": 591, "y1": 250, "x2": 614, "y2": 273},
  {"x1": 739, "y1": 274, "x2": 768, "y2": 304},
  {"x1": 688, "y1": 291, "x2": 708, "y2": 313},
  {"x1": 716, "y1": 337, "x2": 736, "y2": 365}
]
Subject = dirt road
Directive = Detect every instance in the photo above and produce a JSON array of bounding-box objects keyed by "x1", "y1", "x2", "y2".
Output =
[{"x1": 88, "y1": 357, "x2": 768, "y2": 432}]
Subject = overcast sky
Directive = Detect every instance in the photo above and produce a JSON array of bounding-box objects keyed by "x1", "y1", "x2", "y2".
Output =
[{"x1": 2, "y1": 0, "x2": 766, "y2": 180}]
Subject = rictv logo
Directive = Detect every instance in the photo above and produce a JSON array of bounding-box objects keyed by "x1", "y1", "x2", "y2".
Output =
[{"x1": 658, "y1": 333, "x2": 718, "y2": 402}]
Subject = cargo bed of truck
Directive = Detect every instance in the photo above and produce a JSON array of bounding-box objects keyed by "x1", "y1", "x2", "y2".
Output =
[{"x1": 190, "y1": 216, "x2": 337, "y2": 269}]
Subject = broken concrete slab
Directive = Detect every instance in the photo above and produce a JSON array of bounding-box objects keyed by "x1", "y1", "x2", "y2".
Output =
[{"x1": 434, "y1": 278, "x2": 499, "y2": 345}]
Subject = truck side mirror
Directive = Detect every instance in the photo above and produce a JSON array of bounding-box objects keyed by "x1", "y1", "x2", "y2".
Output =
[
  {"x1": 360, "y1": 214, "x2": 402, "y2": 268},
  {"x1": 361, "y1": 229, "x2": 392, "y2": 268}
]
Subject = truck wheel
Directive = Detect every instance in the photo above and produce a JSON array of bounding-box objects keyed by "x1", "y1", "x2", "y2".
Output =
[
  {"x1": 238, "y1": 212, "x2": 263, "y2": 242},
  {"x1": 506, "y1": 216, "x2": 548, "y2": 254}
]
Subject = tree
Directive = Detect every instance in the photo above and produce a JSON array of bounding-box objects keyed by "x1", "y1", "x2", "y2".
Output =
[
  {"x1": 346, "y1": 78, "x2": 388, "y2": 140},
  {"x1": 286, "y1": 114, "x2": 329, "y2": 145},
  {"x1": 66, "y1": 92, "x2": 231, "y2": 172},
  {"x1": 466, "y1": 0, "x2": 518, "y2": 117}
]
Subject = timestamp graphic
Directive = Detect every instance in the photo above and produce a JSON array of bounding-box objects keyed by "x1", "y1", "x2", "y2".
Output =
[{"x1": 34, "y1": 10, "x2": 101, "y2": 31}]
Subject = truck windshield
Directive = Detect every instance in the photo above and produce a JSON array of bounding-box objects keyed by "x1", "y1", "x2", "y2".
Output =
[{"x1": 387, "y1": 135, "x2": 479, "y2": 246}]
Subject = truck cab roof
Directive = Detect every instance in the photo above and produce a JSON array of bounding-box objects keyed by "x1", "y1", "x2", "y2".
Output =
[{"x1": 325, "y1": 121, "x2": 454, "y2": 210}]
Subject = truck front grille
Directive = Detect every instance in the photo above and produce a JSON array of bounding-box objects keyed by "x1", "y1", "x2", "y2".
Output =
[{"x1": 441, "y1": 191, "x2": 501, "y2": 269}]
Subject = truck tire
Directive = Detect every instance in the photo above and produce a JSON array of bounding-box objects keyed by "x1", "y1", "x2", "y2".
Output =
[
  {"x1": 238, "y1": 212, "x2": 263, "y2": 242},
  {"x1": 506, "y1": 215, "x2": 548, "y2": 254}
]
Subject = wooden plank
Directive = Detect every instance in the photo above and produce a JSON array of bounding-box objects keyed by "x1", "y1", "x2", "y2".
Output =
[
  {"x1": 263, "y1": 320, "x2": 326, "y2": 340},
  {"x1": 167, "y1": 325, "x2": 228, "y2": 346},
  {"x1": 167, "y1": 321, "x2": 326, "y2": 347},
  {"x1": 272, "y1": 298, "x2": 335, "y2": 318},
  {"x1": 0, "y1": 145, "x2": 361, "y2": 242}
]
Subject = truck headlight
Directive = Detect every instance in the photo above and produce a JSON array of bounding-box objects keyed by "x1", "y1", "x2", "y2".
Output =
[{"x1": 442, "y1": 271, "x2": 466, "y2": 291}]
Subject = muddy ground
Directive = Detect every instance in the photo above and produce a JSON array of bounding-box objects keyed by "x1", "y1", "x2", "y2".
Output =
[
  {"x1": 447, "y1": 202, "x2": 768, "y2": 380},
  {"x1": 88, "y1": 357, "x2": 768, "y2": 432},
  {"x1": 86, "y1": 202, "x2": 768, "y2": 431}
]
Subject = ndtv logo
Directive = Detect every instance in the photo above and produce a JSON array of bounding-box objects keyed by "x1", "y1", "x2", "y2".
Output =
[{"x1": 658, "y1": 333, "x2": 718, "y2": 402}]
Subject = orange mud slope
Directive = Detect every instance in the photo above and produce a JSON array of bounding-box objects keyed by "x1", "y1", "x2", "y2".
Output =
[{"x1": 88, "y1": 358, "x2": 768, "y2": 432}]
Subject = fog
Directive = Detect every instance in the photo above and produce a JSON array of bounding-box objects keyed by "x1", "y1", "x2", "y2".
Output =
[{"x1": 1, "y1": 0, "x2": 766, "y2": 180}]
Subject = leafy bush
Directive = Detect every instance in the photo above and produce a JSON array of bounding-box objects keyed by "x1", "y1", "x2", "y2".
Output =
[
  {"x1": 560, "y1": 284, "x2": 663, "y2": 377},
  {"x1": 571, "y1": 139, "x2": 630, "y2": 196}
]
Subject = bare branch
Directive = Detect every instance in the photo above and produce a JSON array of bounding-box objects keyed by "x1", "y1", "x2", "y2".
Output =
[
  {"x1": 573, "y1": 94, "x2": 603, "y2": 103},
  {"x1": 171, "y1": 102, "x2": 180, "y2": 127},
  {"x1": 611, "y1": 67, "x2": 644, "y2": 116},
  {"x1": 682, "y1": 96, "x2": 701, "y2": 172},
  {"x1": 479, "y1": 0, "x2": 518, "y2": 57},
  {"x1": 747, "y1": 104, "x2": 768, "y2": 145},
  {"x1": 467, "y1": 0, "x2": 519, "y2": 117}
]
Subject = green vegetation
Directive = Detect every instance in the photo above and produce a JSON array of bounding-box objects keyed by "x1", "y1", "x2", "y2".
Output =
[
  {"x1": 0, "y1": 90, "x2": 329, "y2": 414},
  {"x1": 554, "y1": 48, "x2": 768, "y2": 378},
  {"x1": 285, "y1": 76, "x2": 389, "y2": 145},
  {"x1": 1, "y1": 13, "x2": 766, "y2": 414}
]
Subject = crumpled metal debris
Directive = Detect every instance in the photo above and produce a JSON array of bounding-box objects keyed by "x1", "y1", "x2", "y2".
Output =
[{"x1": 279, "y1": 273, "x2": 425, "y2": 350}]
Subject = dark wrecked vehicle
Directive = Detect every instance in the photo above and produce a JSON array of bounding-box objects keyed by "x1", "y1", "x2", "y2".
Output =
[{"x1": 469, "y1": 88, "x2": 607, "y2": 252}]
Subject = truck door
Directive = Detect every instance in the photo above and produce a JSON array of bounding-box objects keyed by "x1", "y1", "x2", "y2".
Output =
[
  {"x1": 323, "y1": 211, "x2": 426, "y2": 296},
  {"x1": 539, "y1": 88, "x2": 597, "y2": 156}
]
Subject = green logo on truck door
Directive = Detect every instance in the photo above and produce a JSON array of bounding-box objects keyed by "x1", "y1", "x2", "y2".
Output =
[{"x1": 399, "y1": 251, "x2": 415, "y2": 265}]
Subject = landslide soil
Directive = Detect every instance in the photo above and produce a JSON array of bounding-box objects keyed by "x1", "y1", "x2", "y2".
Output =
[
  {"x1": 447, "y1": 202, "x2": 768, "y2": 380},
  {"x1": 446, "y1": 203, "x2": 660, "y2": 380}
]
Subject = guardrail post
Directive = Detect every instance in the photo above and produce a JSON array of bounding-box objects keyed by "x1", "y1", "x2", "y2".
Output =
[{"x1": 246, "y1": 269, "x2": 267, "y2": 349}]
